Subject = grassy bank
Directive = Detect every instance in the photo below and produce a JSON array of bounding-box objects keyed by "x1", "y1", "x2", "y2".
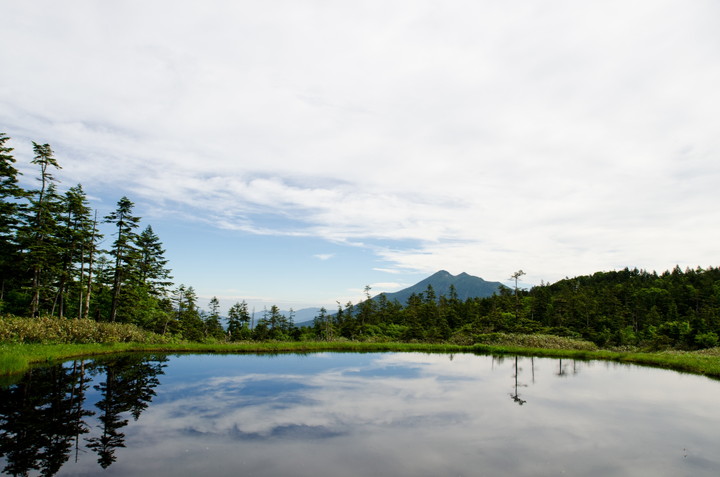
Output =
[
  {"x1": 469, "y1": 343, "x2": 720, "y2": 379},
  {"x1": 2, "y1": 340, "x2": 720, "y2": 380},
  {"x1": 1, "y1": 316, "x2": 718, "y2": 379}
]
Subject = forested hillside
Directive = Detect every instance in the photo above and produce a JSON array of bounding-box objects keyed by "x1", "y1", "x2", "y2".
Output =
[
  {"x1": 311, "y1": 266, "x2": 720, "y2": 349},
  {"x1": 2, "y1": 133, "x2": 719, "y2": 349}
]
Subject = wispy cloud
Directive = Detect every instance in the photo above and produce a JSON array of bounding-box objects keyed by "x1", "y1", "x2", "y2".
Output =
[
  {"x1": 372, "y1": 268, "x2": 406, "y2": 275},
  {"x1": 2, "y1": 0, "x2": 719, "y2": 288},
  {"x1": 369, "y1": 282, "x2": 405, "y2": 293}
]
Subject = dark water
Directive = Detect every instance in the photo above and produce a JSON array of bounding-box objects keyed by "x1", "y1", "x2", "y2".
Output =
[{"x1": 1, "y1": 352, "x2": 719, "y2": 476}]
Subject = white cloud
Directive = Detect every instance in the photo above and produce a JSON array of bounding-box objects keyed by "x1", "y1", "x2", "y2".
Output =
[
  {"x1": 2, "y1": 0, "x2": 719, "y2": 287},
  {"x1": 372, "y1": 268, "x2": 406, "y2": 275},
  {"x1": 369, "y1": 282, "x2": 406, "y2": 293}
]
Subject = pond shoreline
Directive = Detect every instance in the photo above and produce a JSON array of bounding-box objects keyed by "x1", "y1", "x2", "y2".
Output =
[{"x1": 2, "y1": 340, "x2": 720, "y2": 379}]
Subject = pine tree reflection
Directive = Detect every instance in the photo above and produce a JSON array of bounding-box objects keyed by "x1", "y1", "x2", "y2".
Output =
[
  {"x1": 557, "y1": 358, "x2": 567, "y2": 377},
  {"x1": 0, "y1": 354, "x2": 166, "y2": 475},
  {"x1": 0, "y1": 361, "x2": 93, "y2": 476},
  {"x1": 510, "y1": 356, "x2": 527, "y2": 405},
  {"x1": 556, "y1": 359, "x2": 580, "y2": 377},
  {"x1": 86, "y1": 355, "x2": 166, "y2": 468}
]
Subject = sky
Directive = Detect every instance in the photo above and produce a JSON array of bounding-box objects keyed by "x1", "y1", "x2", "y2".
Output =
[{"x1": 1, "y1": 0, "x2": 719, "y2": 314}]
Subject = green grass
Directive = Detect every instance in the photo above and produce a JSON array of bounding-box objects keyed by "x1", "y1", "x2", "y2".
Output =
[
  {"x1": 2, "y1": 340, "x2": 720, "y2": 380},
  {"x1": 467, "y1": 344, "x2": 720, "y2": 379},
  {"x1": 1, "y1": 317, "x2": 718, "y2": 379}
]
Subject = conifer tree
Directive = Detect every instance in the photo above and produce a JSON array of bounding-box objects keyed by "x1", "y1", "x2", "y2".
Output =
[
  {"x1": 104, "y1": 197, "x2": 141, "y2": 322},
  {"x1": 179, "y1": 285, "x2": 203, "y2": 340},
  {"x1": 267, "y1": 305, "x2": 284, "y2": 331},
  {"x1": 31, "y1": 142, "x2": 61, "y2": 212},
  {"x1": 227, "y1": 300, "x2": 251, "y2": 340},
  {"x1": 55, "y1": 185, "x2": 96, "y2": 318},
  {"x1": 313, "y1": 307, "x2": 333, "y2": 341},
  {"x1": 510, "y1": 270, "x2": 526, "y2": 320},
  {"x1": 0, "y1": 133, "x2": 25, "y2": 304},
  {"x1": 168, "y1": 284, "x2": 204, "y2": 339},
  {"x1": 135, "y1": 225, "x2": 172, "y2": 297},
  {"x1": 22, "y1": 143, "x2": 63, "y2": 316},
  {"x1": 204, "y1": 296, "x2": 225, "y2": 339},
  {"x1": 357, "y1": 285, "x2": 375, "y2": 326},
  {"x1": 80, "y1": 210, "x2": 101, "y2": 319}
]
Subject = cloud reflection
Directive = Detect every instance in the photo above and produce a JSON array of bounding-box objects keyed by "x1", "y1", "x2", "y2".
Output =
[{"x1": 26, "y1": 352, "x2": 720, "y2": 477}]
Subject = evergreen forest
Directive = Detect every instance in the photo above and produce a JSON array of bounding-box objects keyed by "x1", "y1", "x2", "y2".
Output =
[{"x1": 1, "y1": 133, "x2": 719, "y2": 350}]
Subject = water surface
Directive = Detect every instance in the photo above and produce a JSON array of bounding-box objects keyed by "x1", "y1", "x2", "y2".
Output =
[{"x1": 1, "y1": 352, "x2": 719, "y2": 476}]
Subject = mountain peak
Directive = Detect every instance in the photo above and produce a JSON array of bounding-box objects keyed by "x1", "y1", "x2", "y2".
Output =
[
  {"x1": 432, "y1": 270, "x2": 453, "y2": 278},
  {"x1": 377, "y1": 271, "x2": 502, "y2": 304}
]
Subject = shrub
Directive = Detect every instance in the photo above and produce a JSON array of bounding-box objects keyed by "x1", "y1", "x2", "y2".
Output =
[
  {"x1": 694, "y1": 332, "x2": 719, "y2": 349},
  {"x1": 0, "y1": 315, "x2": 169, "y2": 344},
  {"x1": 472, "y1": 332, "x2": 597, "y2": 351}
]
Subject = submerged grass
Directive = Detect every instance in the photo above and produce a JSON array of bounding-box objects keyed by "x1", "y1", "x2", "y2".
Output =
[{"x1": 2, "y1": 339, "x2": 720, "y2": 380}]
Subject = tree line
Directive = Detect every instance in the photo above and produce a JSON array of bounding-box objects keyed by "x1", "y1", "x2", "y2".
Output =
[
  {"x1": 2, "y1": 133, "x2": 719, "y2": 348},
  {"x1": 306, "y1": 266, "x2": 720, "y2": 349},
  {"x1": 0, "y1": 133, "x2": 297, "y2": 341},
  {"x1": 0, "y1": 133, "x2": 211, "y2": 338}
]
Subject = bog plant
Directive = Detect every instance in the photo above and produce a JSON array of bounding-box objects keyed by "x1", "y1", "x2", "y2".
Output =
[
  {"x1": 472, "y1": 333, "x2": 598, "y2": 351},
  {"x1": 0, "y1": 315, "x2": 168, "y2": 344}
]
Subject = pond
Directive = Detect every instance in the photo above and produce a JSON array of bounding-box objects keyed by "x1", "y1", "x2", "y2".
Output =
[{"x1": 1, "y1": 352, "x2": 719, "y2": 476}]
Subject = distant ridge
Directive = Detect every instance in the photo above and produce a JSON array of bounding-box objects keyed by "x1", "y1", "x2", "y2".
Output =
[
  {"x1": 376, "y1": 270, "x2": 503, "y2": 305},
  {"x1": 294, "y1": 271, "x2": 503, "y2": 327},
  {"x1": 281, "y1": 307, "x2": 322, "y2": 323}
]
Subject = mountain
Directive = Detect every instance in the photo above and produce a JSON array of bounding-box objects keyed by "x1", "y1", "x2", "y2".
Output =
[
  {"x1": 285, "y1": 307, "x2": 323, "y2": 323},
  {"x1": 294, "y1": 271, "x2": 504, "y2": 327},
  {"x1": 265, "y1": 307, "x2": 321, "y2": 329},
  {"x1": 376, "y1": 270, "x2": 504, "y2": 305}
]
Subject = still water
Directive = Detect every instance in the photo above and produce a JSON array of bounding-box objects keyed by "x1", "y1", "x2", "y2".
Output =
[{"x1": 1, "y1": 352, "x2": 719, "y2": 476}]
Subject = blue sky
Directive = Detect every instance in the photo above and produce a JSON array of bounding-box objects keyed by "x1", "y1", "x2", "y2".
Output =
[{"x1": 2, "y1": 0, "x2": 719, "y2": 314}]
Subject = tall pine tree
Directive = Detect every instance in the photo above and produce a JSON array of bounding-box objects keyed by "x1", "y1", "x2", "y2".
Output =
[
  {"x1": 135, "y1": 225, "x2": 172, "y2": 297},
  {"x1": 227, "y1": 300, "x2": 251, "y2": 340},
  {"x1": 55, "y1": 185, "x2": 98, "y2": 318},
  {"x1": 22, "y1": 143, "x2": 62, "y2": 316},
  {"x1": 0, "y1": 133, "x2": 25, "y2": 306},
  {"x1": 104, "y1": 197, "x2": 140, "y2": 322}
]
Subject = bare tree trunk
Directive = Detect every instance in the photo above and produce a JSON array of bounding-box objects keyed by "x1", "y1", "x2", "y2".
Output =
[
  {"x1": 109, "y1": 218, "x2": 124, "y2": 323},
  {"x1": 54, "y1": 280, "x2": 66, "y2": 318},
  {"x1": 31, "y1": 268, "x2": 41, "y2": 316},
  {"x1": 77, "y1": 244, "x2": 85, "y2": 320},
  {"x1": 82, "y1": 211, "x2": 98, "y2": 320}
]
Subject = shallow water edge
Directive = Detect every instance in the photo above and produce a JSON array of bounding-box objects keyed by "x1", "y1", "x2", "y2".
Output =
[{"x1": 2, "y1": 340, "x2": 720, "y2": 380}]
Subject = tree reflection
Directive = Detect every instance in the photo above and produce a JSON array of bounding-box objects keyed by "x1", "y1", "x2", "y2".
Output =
[
  {"x1": 557, "y1": 358, "x2": 567, "y2": 377},
  {"x1": 86, "y1": 355, "x2": 166, "y2": 468},
  {"x1": 507, "y1": 356, "x2": 583, "y2": 405},
  {"x1": 0, "y1": 354, "x2": 166, "y2": 476},
  {"x1": 556, "y1": 359, "x2": 580, "y2": 377},
  {"x1": 510, "y1": 356, "x2": 527, "y2": 405},
  {"x1": 0, "y1": 360, "x2": 92, "y2": 476}
]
